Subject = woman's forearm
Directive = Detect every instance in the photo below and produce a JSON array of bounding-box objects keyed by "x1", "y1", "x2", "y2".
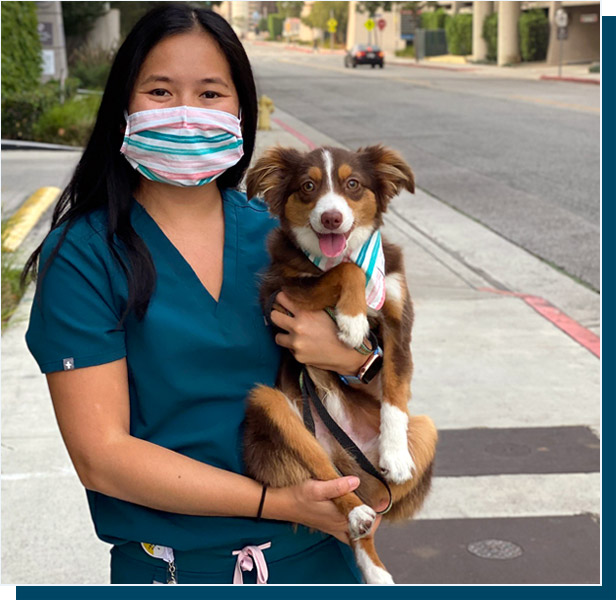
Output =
[{"x1": 83, "y1": 434, "x2": 293, "y2": 521}]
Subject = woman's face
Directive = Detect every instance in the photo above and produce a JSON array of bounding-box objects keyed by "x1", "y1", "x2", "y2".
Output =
[{"x1": 128, "y1": 29, "x2": 240, "y2": 117}]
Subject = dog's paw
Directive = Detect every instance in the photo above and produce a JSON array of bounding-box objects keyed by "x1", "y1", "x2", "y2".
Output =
[
  {"x1": 354, "y1": 546, "x2": 395, "y2": 584},
  {"x1": 365, "y1": 568, "x2": 395, "y2": 585},
  {"x1": 336, "y1": 312, "x2": 370, "y2": 349},
  {"x1": 379, "y1": 447, "x2": 416, "y2": 484},
  {"x1": 348, "y1": 504, "x2": 376, "y2": 540}
]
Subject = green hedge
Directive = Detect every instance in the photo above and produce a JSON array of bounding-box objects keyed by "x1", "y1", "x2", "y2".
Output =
[
  {"x1": 445, "y1": 13, "x2": 472, "y2": 56},
  {"x1": 519, "y1": 9, "x2": 549, "y2": 62},
  {"x1": 421, "y1": 8, "x2": 448, "y2": 30},
  {"x1": 1, "y1": 1, "x2": 42, "y2": 96},
  {"x1": 482, "y1": 12, "x2": 498, "y2": 62},
  {"x1": 268, "y1": 14, "x2": 284, "y2": 39},
  {"x1": 1, "y1": 89, "x2": 55, "y2": 140},
  {"x1": 70, "y1": 45, "x2": 115, "y2": 90},
  {"x1": 33, "y1": 95, "x2": 101, "y2": 146}
]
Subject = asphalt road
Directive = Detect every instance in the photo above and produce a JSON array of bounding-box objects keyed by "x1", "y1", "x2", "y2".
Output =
[{"x1": 247, "y1": 45, "x2": 600, "y2": 291}]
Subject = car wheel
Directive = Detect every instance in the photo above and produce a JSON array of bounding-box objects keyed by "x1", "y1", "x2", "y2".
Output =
[
  {"x1": 379, "y1": 63, "x2": 384, "y2": 69},
  {"x1": 371, "y1": 63, "x2": 375, "y2": 68}
]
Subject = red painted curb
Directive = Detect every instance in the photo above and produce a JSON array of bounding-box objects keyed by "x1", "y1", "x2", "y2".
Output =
[
  {"x1": 540, "y1": 75, "x2": 600, "y2": 85},
  {"x1": 479, "y1": 288, "x2": 600, "y2": 358},
  {"x1": 271, "y1": 117, "x2": 317, "y2": 150}
]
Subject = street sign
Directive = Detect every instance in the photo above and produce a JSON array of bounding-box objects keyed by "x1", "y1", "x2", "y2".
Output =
[
  {"x1": 327, "y1": 18, "x2": 337, "y2": 33},
  {"x1": 557, "y1": 26, "x2": 568, "y2": 40},
  {"x1": 37, "y1": 22, "x2": 53, "y2": 47},
  {"x1": 555, "y1": 8, "x2": 568, "y2": 28},
  {"x1": 377, "y1": 18, "x2": 386, "y2": 31},
  {"x1": 581, "y1": 13, "x2": 598, "y2": 24},
  {"x1": 365, "y1": 18, "x2": 375, "y2": 31}
]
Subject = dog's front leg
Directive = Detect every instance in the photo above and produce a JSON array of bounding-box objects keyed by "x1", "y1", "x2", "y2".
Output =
[
  {"x1": 378, "y1": 272, "x2": 416, "y2": 484},
  {"x1": 284, "y1": 262, "x2": 369, "y2": 349}
]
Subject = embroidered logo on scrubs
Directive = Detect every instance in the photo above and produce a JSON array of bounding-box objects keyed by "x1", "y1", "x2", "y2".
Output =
[{"x1": 63, "y1": 358, "x2": 75, "y2": 371}]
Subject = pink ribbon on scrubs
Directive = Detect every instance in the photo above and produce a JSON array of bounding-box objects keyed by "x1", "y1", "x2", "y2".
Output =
[{"x1": 232, "y1": 542, "x2": 272, "y2": 584}]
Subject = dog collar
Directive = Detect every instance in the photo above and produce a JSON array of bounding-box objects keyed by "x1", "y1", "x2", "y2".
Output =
[{"x1": 303, "y1": 230, "x2": 386, "y2": 310}]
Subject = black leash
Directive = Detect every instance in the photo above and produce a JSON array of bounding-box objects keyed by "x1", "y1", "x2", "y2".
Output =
[
  {"x1": 300, "y1": 366, "x2": 393, "y2": 515},
  {"x1": 264, "y1": 290, "x2": 392, "y2": 514}
]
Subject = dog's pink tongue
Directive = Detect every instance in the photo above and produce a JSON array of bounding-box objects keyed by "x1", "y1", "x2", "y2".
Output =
[{"x1": 319, "y1": 233, "x2": 347, "y2": 258}]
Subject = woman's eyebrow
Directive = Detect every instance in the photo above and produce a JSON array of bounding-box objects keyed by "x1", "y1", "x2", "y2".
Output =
[{"x1": 140, "y1": 74, "x2": 230, "y2": 88}]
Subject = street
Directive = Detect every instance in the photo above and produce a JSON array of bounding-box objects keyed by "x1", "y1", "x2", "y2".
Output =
[
  {"x1": 1, "y1": 44, "x2": 600, "y2": 585},
  {"x1": 248, "y1": 44, "x2": 600, "y2": 292}
]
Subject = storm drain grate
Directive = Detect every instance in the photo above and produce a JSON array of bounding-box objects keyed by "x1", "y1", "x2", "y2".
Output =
[{"x1": 467, "y1": 539, "x2": 523, "y2": 560}]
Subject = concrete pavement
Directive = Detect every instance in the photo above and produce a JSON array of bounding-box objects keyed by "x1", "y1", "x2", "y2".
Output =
[{"x1": 1, "y1": 107, "x2": 600, "y2": 584}]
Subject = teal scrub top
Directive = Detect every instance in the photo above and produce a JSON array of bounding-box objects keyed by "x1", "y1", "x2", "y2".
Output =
[{"x1": 25, "y1": 188, "x2": 329, "y2": 563}]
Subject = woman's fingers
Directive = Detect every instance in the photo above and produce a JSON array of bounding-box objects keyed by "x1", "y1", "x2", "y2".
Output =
[
  {"x1": 269, "y1": 307, "x2": 294, "y2": 332},
  {"x1": 275, "y1": 291, "x2": 298, "y2": 316},
  {"x1": 310, "y1": 476, "x2": 360, "y2": 501}
]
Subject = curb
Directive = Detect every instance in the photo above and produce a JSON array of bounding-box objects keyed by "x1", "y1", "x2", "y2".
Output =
[
  {"x1": 387, "y1": 60, "x2": 476, "y2": 72},
  {"x1": 1, "y1": 139, "x2": 83, "y2": 151},
  {"x1": 540, "y1": 75, "x2": 600, "y2": 85},
  {"x1": 2, "y1": 187, "x2": 61, "y2": 252}
]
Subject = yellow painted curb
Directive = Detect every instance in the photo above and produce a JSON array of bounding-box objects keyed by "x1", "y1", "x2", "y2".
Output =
[{"x1": 2, "y1": 187, "x2": 60, "y2": 252}]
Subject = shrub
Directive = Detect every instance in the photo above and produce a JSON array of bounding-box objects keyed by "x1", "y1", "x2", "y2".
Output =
[
  {"x1": 1, "y1": 1, "x2": 42, "y2": 96},
  {"x1": 33, "y1": 95, "x2": 101, "y2": 147},
  {"x1": 421, "y1": 8, "x2": 448, "y2": 30},
  {"x1": 268, "y1": 13, "x2": 284, "y2": 39},
  {"x1": 445, "y1": 13, "x2": 473, "y2": 55},
  {"x1": 69, "y1": 45, "x2": 115, "y2": 90},
  {"x1": 518, "y1": 9, "x2": 549, "y2": 62},
  {"x1": 482, "y1": 12, "x2": 498, "y2": 62},
  {"x1": 1, "y1": 88, "x2": 56, "y2": 140},
  {"x1": 258, "y1": 17, "x2": 268, "y2": 32}
]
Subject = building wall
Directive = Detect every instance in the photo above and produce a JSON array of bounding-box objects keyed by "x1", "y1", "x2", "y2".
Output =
[
  {"x1": 553, "y1": 3, "x2": 599, "y2": 63},
  {"x1": 346, "y1": 1, "x2": 406, "y2": 53}
]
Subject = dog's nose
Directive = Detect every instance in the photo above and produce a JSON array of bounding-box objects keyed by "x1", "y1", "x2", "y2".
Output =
[{"x1": 321, "y1": 211, "x2": 343, "y2": 230}]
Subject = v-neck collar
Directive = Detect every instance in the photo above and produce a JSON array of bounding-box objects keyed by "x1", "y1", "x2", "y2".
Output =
[{"x1": 131, "y1": 188, "x2": 238, "y2": 319}]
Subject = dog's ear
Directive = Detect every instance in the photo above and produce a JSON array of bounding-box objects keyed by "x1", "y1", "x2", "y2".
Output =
[
  {"x1": 358, "y1": 145, "x2": 414, "y2": 209},
  {"x1": 246, "y1": 146, "x2": 304, "y2": 216}
]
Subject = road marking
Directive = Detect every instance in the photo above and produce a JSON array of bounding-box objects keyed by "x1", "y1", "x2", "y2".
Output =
[
  {"x1": 511, "y1": 94, "x2": 599, "y2": 114},
  {"x1": 2, "y1": 186, "x2": 60, "y2": 252},
  {"x1": 480, "y1": 287, "x2": 600, "y2": 357},
  {"x1": 2, "y1": 467, "x2": 74, "y2": 481},
  {"x1": 415, "y1": 473, "x2": 600, "y2": 520},
  {"x1": 271, "y1": 117, "x2": 317, "y2": 150}
]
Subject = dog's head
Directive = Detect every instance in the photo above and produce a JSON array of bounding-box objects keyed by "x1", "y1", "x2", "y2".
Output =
[{"x1": 246, "y1": 145, "x2": 414, "y2": 258}]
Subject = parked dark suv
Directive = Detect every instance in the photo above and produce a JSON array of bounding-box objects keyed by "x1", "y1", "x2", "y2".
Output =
[{"x1": 344, "y1": 44, "x2": 384, "y2": 69}]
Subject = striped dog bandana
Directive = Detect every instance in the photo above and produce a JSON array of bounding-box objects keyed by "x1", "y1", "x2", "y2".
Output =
[
  {"x1": 304, "y1": 230, "x2": 386, "y2": 310},
  {"x1": 121, "y1": 105, "x2": 243, "y2": 187}
]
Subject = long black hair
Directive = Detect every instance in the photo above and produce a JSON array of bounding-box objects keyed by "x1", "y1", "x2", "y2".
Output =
[{"x1": 22, "y1": 3, "x2": 258, "y2": 322}]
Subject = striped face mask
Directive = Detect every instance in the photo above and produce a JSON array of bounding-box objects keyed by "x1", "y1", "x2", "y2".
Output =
[{"x1": 120, "y1": 105, "x2": 244, "y2": 187}]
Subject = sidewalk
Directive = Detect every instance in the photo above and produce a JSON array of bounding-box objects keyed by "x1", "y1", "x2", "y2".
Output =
[
  {"x1": 1, "y1": 109, "x2": 600, "y2": 584},
  {"x1": 387, "y1": 54, "x2": 600, "y2": 85}
]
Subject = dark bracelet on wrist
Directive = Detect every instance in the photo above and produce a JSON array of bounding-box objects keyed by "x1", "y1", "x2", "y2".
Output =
[{"x1": 256, "y1": 484, "x2": 268, "y2": 520}]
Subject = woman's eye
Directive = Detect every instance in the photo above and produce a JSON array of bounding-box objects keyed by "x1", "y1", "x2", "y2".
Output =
[
  {"x1": 302, "y1": 181, "x2": 315, "y2": 192},
  {"x1": 150, "y1": 89, "x2": 170, "y2": 97},
  {"x1": 203, "y1": 91, "x2": 220, "y2": 99},
  {"x1": 347, "y1": 178, "x2": 360, "y2": 190}
]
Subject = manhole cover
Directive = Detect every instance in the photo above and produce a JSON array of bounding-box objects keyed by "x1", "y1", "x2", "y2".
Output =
[
  {"x1": 484, "y1": 442, "x2": 532, "y2": 457},
  {"x1": 467, "y1": 539, "x2": 523, "y2": 560}
]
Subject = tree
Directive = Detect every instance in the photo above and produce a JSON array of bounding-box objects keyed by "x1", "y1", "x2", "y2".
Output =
[
  {"x1": 356, "y1": 1, "x2": 392, "y2": 18},
  {"x1": 277, "y1": 2, "x2": 304, "y2": 19},
  {"x1": 303, "y1": 1, "x2": 349, "y2": 44}
]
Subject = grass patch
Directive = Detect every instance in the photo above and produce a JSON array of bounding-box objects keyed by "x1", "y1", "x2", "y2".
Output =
[
  {"x1": 395, "y1": 46, "x2": 415, "y2": 58},
  {"x1": 1, "y1": 250, "x2": 25, "y2": 331}
]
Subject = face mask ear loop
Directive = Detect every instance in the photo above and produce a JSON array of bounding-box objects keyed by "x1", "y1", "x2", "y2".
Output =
[{"x1": 123, "y1": 110, "x2": 131, "y2": 137}]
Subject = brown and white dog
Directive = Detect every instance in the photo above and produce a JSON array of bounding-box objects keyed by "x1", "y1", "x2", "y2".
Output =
[{"x1": 243, "y1": 145, "x2": 437, "y2": 584}]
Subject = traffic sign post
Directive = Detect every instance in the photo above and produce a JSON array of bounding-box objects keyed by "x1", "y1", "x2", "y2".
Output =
[
  {"x1": 555, "y1": 8, "x2": 569, "y2": 77},
  {"x1": 327, "y1": 18, "x2": 337, "y2": 50},
  {"x1": 365, "y1": 18, "x2": 375, "y2": 44}
]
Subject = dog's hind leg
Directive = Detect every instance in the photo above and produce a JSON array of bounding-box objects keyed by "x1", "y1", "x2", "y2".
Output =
[
  {"x1": 244, "y1": 385, "x2": 377, "y2": 540},
  {"x1": 351, "y1": 536, "x2": 394, "y2": 584}
]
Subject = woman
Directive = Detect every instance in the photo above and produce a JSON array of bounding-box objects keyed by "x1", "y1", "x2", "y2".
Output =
[{"x1": 24, "y1": 4, "x2": 381, "y2": 585}]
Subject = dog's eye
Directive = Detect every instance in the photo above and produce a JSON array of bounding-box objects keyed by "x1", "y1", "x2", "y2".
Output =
[
  {"x1": 347, "y1": 179, "x2": 360, "y2": 190},
  {"x1": 302, "y1": 181, "x2": 315, "y2": 193}
]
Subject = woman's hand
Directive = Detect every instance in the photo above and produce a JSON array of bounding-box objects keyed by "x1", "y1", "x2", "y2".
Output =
[
  {"x1": 265, "y1": 476, "x2": 385, "y2": 545},
  {"x1": 270, "y1": 292, "x2": 367, "y2": 375}
]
